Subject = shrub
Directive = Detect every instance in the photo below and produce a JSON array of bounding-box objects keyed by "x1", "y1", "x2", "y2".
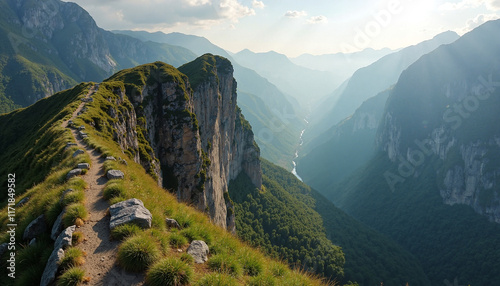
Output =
[
  {"x1": 196, "y1": 273, "x2": 237, "y2": 286},
  {"x1": 63, "y1": 203, "x2": 88, "y2": 227},
  {"x1": 270, "y1": 263, "x2": 288, "y2": 278},
  {"x1": 118, "y1": 235, "x2": 160, "y2": 272},
  {"x1": 111, "y1": 224, "x2": 141, "y2": 241},
  {"x1": 103, "y1": 181, "x2": 126, "y2": 200},
  {"x1": 180, "y1": 225, "x2": 212, "y2": 244},
  {"x1": 59, "y1": 247, "x2": 86, "y2": 270},
  {"x1": 57, "y1": 267, "x2": 85, "y2": 286},
  {"x1": 208, "y1": 253, "x2": 241, "y2": 277},
  {"x1": 146, "y1": 258, "x2": 193, "y2": 286}
]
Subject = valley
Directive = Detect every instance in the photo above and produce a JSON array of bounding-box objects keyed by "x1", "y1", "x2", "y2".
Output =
[{"x1": 1, "y1": 0, "x2": 500, "y2": 285}]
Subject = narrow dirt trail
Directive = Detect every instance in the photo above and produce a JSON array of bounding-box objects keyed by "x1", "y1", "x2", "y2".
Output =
[{"x1": 62, "y1": 85, "x2": 143, "y2": 285}]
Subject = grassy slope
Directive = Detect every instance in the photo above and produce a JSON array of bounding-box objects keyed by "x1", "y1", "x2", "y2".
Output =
[{"x1": 0, "y1": 80, "x2": 330, "y2": 285}]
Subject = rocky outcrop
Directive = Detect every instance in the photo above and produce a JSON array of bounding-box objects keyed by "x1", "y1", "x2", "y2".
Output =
[
  {"x1": 107, "y1": 56, "x2": 262, "y2": 231},
  {"x1": 109, "y1": 198, "x2": 152, "y2": 230},
  {"x1": 40, "y1": 225, "x2": 76, "y2": 286}
]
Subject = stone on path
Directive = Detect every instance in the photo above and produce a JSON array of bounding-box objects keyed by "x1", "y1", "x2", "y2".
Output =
[
  {"x1": 66, "y1": 169, "x2": 82, "y2": 180},
  {"x1": 72, "y1": 149, "x2": 84, "y2": 157},
  {"x1": 40, "y1": 226, "x2": 76, "y2": 286},
  {"x1": 77, "y1": 163, "x2": 90, "y2": 170},
  {"x1": 109, "y1": 198, "x2": 152, "y2": 230}
]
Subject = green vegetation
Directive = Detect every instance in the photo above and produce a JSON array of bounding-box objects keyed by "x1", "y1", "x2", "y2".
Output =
[
  {"x1": 63, "y1": 203, "x2": 88, "y2": 227},
  {"x1": 111, "y1": 223, "x2": 142, "y2": 241},
  {"x1": 229, "y1": 163, "x2": 345, "y2": 280},
  {"x1": 178, "y1": 54, "x2": 229, "y2": 89},
  {"x1": 259, "y1": 159, "x2": 430, "y2": 285},
  {"x1": 103, "y1": 180, "x2": 127, "y2": 200},
  {"x1": 57, "y1": 267, "x2": 86, "y2": 286},
  {"x1": 208, "y1": 253, "x2": 242, "y2": 277},
  {"x1": 195, "y1": 273, "x2": 237, "y2": 286},
  {"x1": 118, "y1": 234, "x2": 161, "y2": 272},
  {"x1": 59, "y1": 247, "x2": 86, "y2": 271},
  {"x1": 146, "y1": 258, "x2": 193, "y2": 286}
]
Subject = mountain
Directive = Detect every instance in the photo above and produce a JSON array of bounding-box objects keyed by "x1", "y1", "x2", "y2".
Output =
[
  {"x1": 291, "y1": 47, "x2": 394, "y2": 74},
  {"x1": 0, "y1": 0, "x2": 196, "y2": 113},
  {"x1": 114, "y1": 30, "x2": 305, "y2": 170},
  {"x1": 230, "y1": 159, "x2": 430, "y2": 285},
  {"x1": 304, "y1": 31, "x2": 460, "y2": 146},
  {"x1": 298, "y1": 89, "x2": 390, "y2": 193},
  {"x1": 0, "y1": 56, "x2": 332, "y2": 286},
  {"x1": 232, "y1": 49, "x2": 339, "y2": 106},
  {"x1": 328, "y1": 20, "x2": 500, "y2": 285}
]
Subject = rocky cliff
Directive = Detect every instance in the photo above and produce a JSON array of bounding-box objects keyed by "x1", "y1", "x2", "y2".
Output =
[
  {"x1": 105, "y1": 56, "x2": 262, "y2": 231},
  {"x1": 377, "y1": 19, "x2": 500, "y2": 223}
]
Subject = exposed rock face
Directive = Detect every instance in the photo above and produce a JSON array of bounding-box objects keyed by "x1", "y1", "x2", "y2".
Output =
[
  {"x1": 376, "y1": 20, "x2": 500, "y2": 223},
  {"x1": 108, "y1": 56, "x2": 262, "y2": 230}
]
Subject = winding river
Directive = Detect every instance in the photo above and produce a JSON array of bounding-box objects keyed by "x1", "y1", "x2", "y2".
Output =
[{"x1": 291, "y1": 119, "x2": 308, "y2": 181}]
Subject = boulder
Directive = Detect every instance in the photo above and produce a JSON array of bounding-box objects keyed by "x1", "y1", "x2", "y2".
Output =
[
  {"x1": 66, "y1": 169, "x2": 82, "y2": 180},
  {"x1": 109, "y1": 198, "x2": 152, "y2": 230},
  {"x1": 66, "y1": 142, "x2": 77, "y2": 149},
  {"x1": 107, "y1": 170, "x2": 124, "y2": 180},
  {"x1": 29, "y1": 238, "x2": 36, "y2": 246},
  {"x1": 40, "y1": 226, "x2": 76, "y2": 286},
  {"x1": 105, "y1": 156, "x2": 116, "y2": 161},
  {"x1": 78, "y1": 131, "x2": 87, "y2": 139},
  {"x1": 187, "y1": 240, "x2": 209, "y2": 264},
  {"x1": 77, "y1": 163, "x2": 90, "y2": 170},
  {"x1": 23, "y1": 214, "x2": 48, "y2": 241},
  {"x1": 51, "y1": 209, "x2": 66, "y2": 241},
  {"x1": 166, "y1": 218, "x2": 181, "y2": 229},
  {"x1": 78, "y1": 126, "x2": 85, "y2": 130},
  {"x1": 72, "y1": 149, "x2": 84, "y2": 157}
]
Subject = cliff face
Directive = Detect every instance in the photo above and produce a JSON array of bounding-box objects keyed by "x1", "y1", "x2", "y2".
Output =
[
  {"x1": 376, "y1": 20, "x2": 500, "y2": 223},
  {"x1": 106, "y1": 56, "x2": 262, "y2": 231}
]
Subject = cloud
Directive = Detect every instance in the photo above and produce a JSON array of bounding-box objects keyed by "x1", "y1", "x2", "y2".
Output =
[
  {"x1": 252, "y1": 0, "x2": 265, "y2": 9},
  {"x1": 308, "y1": 15, "x2": 328, "y2": 24},
  {"x1": 463, "y1": 13, "x2": 500, "y2": 32},
  {"x1": 439, "y1": 0, "x2": 500, "y2": 11},
  {"x1": 284, "y1": 10, "x2": 307, "y2": 18},
  {"x1": 70, "y1": 0, "x2": 255, "y2": 30}
]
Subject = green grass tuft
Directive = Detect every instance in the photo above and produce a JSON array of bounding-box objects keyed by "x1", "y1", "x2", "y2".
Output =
[
  {"x1": 239, "y1": 249, "x2": 264, "y2": 276},
  {"x1": 195, "y1": 273, "x2": 237, "y2": 286},
  {"x1": 146, "y1": 258, "x2": 193, "y2": 286},
  {"x1": 103, "y1": 180, "x2": 126, "y2": 200},
  {"x1": 247, "y1": 274, "x2": 277, "y2": 286},
  {"x1": 63, "y1": 203, "x2": 88, "y2": 227},
  {"x1": 168, "y1": 232, "x2": 188, "y2": 248},
  {"x1": 111, "y1": 224, "x2": 142, "y2": 241},
  {"x1": 61, "y1": 189, "x2": 85, "y2": 206},
  {"x1": 207, "y1": 253, "x2": 242, "y2": 277},
  {"x1": 59, "y1": 247, "x2": 85, "y2": 271},
  {"x1": 118, "y1": 235, "x2": 160, "y2": 272},
  {"x1": 57, "y1": 267, "x2": 85, "y2": 286}
]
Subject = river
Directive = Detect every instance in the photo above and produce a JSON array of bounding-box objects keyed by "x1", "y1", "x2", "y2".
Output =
[{"x1": 291, "y1": 119, "x2": 308, "y2": 181}]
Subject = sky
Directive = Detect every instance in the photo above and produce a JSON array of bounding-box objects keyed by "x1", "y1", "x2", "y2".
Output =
[{"x1": 69, "y1": 0, "x2": 500, "y2": 57}]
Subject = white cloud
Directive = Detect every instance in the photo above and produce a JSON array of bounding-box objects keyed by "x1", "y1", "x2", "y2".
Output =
[
  {"x1": 284, "y1": 10, "x2": 307, "y2": 18},
  {"x1": 70, "y1": 0, "x2": 255, "y2": 29},
  {"x1": 252, "y1": 0, "x2": 265, "y2": 9},
  {"x1": 439, "y1": 0, "x2": 500, "y2": 11},
  {"x1": 308, "y1": 15, "x2": 328, "y2": 24},
  {"x1": 463, "y1": 13, "x2": 500, "y2": 32}
]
